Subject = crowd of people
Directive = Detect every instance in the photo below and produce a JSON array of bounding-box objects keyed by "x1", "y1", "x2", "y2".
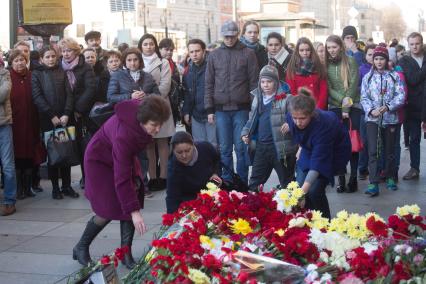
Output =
[{"x1": 1, "y1": 19, "x2": 426, "y2": 267}]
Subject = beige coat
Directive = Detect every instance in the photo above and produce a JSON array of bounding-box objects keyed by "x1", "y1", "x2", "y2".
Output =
[
  {"x1": 144, "y1": 56, "x2": 175, "y2": 138},
  {"x1": 0, "y1": 68, "x2": 12, "y2": 126}
]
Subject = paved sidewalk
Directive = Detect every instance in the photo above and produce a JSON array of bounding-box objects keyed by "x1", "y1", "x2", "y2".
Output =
[{"x1": 1, "y1": 145, "x2": 426, "y2": 283}]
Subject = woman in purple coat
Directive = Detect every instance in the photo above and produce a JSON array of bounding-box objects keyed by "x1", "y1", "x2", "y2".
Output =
[{"x1": 72, "y1": 96, "x2": 170, "y2": 269}]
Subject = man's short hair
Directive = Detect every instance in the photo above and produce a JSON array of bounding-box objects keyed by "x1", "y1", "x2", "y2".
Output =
[
  {"x1": 84, "y1": 31, "x2": 102, "y2": 43},
  {"x1": 105, "y1": 50, "x2": 122, "y2": 61},
  {"x1": 187, "y1": 39, "x2": 206, "y2": 50},
  {"x1": 407, "y1": 32, "x2": 423, "y2": 43}
]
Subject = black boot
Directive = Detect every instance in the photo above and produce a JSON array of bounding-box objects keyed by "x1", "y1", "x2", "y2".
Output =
[
  {"x1": 16, "y1": 169, "x2": 25, "y2": 200},
  {"x1": 23, "y1": 169, "x2": 36, "y2": 197},
  {"x1": 336, "y1": 175, "x2": 347, "y2": 193},
  {"x1": 120, "y1": 220, "x2": 136, "y2": 269},
  {"x1": 347, "y1": 176, "x2": 358, "y2": 193},
  {"x1": 62, "y1": 186, "x2": 79, "y2": 198},
  {"x1": 73, "y1": 216, "x2": 108, "y2": 266}
]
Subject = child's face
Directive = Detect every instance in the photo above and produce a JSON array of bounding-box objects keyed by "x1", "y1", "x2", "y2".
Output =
[
  {"x1": 374, "y1": 56, "x2": 387, "y2": 71},
  {"x1": 260, "y1": 78, "x2": 276, "y2": 95},
  {"x1": 107, "y1": 55, "x2": 121, "y2": 72}
]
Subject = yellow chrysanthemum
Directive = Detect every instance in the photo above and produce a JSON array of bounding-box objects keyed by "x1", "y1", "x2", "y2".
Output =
[
  {"x1": 188, "y1": 268, "x2": 211, "y2": 284},
  {"x1": 199, "y1": 235, "x2": 215, "y2": 249},
  {"x1": 206, "y1": 182, "x2": 218, "y2": 191},
  {"x1": 396, "y1": 204, "x2": 421, "y2": 217},
  {"x1": 336, "y1": 210, "x2": 349, "y2": 219},
  {"x1": 308, "y1": 210, "x2": 329, "y2": 230},
  {"x1": 292, "y1": 187, "x2": 305, "y2": 199},
  {"x1": 221, "y1": 236, "x2": 231, "y2": 244},
  {"x1": 229, "y1": 218, "x2": 252, "y2": 235},
  {"x1": 287, "y1": 181, "x2": 300, "y2": 190},
  {"x1": 288, "y1": 196, "x2": 298, "y2": 206},
  {"x1": 275, "y1": 228, "x2": 285, "y2": 237}
]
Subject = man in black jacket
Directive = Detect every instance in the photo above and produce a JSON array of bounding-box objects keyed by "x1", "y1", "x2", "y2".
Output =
[{"x1": 399, "y1": 32, "x2": 426, "y2": 180}]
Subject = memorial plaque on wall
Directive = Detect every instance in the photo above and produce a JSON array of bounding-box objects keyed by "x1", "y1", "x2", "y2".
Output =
[{"x1": 22, "y1": 0, "x2": 73, "y2": 24}]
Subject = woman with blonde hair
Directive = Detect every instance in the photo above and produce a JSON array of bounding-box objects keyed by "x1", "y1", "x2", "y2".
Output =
[
  {"x1": 313, "y1": 42, "x2": 326, "y2": 65},
  {"x1": 58, "y1": 37, "x2": 96, "y2": 193},
  {"x1": 325, "y1": 35, "x2": 360, "y2": 193}
]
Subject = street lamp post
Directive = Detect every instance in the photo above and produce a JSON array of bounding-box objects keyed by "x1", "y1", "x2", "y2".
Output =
[{"x1": 164, "y1": 8, "x2": 169, "y2": 38}]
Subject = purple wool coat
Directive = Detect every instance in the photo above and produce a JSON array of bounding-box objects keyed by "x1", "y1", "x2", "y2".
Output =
[{"x1": 84, "y1": 99, "x2": 152, "y2": 220}]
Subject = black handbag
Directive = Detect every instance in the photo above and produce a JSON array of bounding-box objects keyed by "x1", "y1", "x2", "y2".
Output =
[
  {"x1": 89, "y1": 102, "x2": 115, "y2": 128},
  {"x1": 220, "y1": 162, "x2": 249, "y2": 193},
  {"x1": 46, "y1": 127, "x2": 80, "y2": 167}
]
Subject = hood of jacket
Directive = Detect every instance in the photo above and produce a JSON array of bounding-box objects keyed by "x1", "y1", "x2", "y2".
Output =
[{"x1": 114, "y1": 100, "x2": 152, "y2": 145}]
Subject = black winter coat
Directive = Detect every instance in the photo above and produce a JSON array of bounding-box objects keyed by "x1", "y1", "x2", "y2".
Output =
[
  {"x1": 59, "y1": 55, "x2": 96, "y2": 115},
  {"x1": 254, "y1": 44, "x2": 268, "y2": 70},
  {"x1": 399, "y1": 52, "x2": 426, "y2": 120},
  {"x1": 31, "y1": 64, "x2": 74, "y2": 132}
]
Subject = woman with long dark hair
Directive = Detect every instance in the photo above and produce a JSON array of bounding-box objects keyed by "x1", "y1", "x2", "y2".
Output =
[
  {"x1": 266, "y1": 32, "x2": 291, "y2": 81},
  {"x1": 286, "y1": 37, "x2": 328, "y2": 110},
  {"x1": 325, "y1": 35, "x2": 360, "y2": 193},
  {"x1": 138, "y1": 34, "x2": 175, "y2": 192}
]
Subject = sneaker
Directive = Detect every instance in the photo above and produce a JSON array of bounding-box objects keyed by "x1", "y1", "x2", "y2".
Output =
[
  {"x1": 1, "y1": 204, "x2": 16, "y2": 216},
  {"x1": 144, "y1": 189, "x2": 154, "y2": 198},
  {"x1": 402, "y1": 168, "x2": 419, "y2": 180},
  {"x1": 386, "y1": 178, "x2": 398, "y2": 191},
  {"x1": 364, "y1": 184, "x2": 379, "y2": 197}
]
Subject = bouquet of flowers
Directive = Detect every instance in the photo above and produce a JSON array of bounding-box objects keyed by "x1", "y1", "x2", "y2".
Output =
[{"x1": 123, "y1": 182, "x2": 426, "y2": 284}]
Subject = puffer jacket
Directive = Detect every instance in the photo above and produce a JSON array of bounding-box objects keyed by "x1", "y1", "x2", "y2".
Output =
[
  {"x1": 241, "y1": 82, "x2": 297, "y2": 159},
  {"x1": 0, "y1": 68, "x2": 12, "y2": 125},
  {"x1": 360, "y1": 69, "x2": 405, "y2": 125},
  {"x1": 182, "y1": 57, "x2": 208, "y2": 122},
  {"x1": 327, "y1": 56, "x2": 359, "y2": 112},
  {"x1": 31, "y1": 64, "x2": 74, "y2": 132},
  {"x1": 205, "y1": 41, "x2": 259, "y2": 113},
  {"x1": 107, "y1": 69, "x2": 160, "y2": 103}
]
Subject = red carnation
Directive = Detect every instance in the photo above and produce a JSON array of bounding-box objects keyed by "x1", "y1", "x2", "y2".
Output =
[
  {"x1": 202, "y1": 254, "x2": 222, "y2": 270},
  {"x1": 100, "y1": 255, "x2": 111, "y2": 265},
  {"x1": 114, "y1": 246, "x2": 129, "y2": 261},
  {"x1": 366, "y1": 216, "x2": 388, "y2": 237},
  {"x1": 236, "y1": 271, "x2": 249, "y2": 282}
]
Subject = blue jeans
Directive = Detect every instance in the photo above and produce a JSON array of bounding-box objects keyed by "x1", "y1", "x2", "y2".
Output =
[
  {"x1": 191, "y1": 117, "x2": 217, "y2": 148},
  {"x1": 406, "y1": 118, "x2": 421, "y2": 170},
  {"x1": 0, "y1": 125, "x2": 17, "y2": 205},
  {"x1": 216, "y1": 110, "x2": 249, "y2": 183},
  {"x1": 296, "y1": 166, "x2": 330, "y2": 219}
]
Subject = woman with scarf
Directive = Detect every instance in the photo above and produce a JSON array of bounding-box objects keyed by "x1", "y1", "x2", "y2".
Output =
[
  {"x1": 138, "y1": 34, "x2": 175, "y2": 192},
  {"x1": 286, "y1": 37, "x2": 328, "y2": 110},
  {"x1": 8, "y1": 49, "x2": 41, "y2": 200},
  {"x1": 325, "y1": 35, "x2": 360, "y2": 194},
  {"x1": 240, "y1": 21, "x2": 268, "y2": 69},
  {"x1": 58, "y1": 37, "x2": 96, "y2": 193},
  {"x1": 266, "y1": 32, "x2": 292, "y2": 81}
]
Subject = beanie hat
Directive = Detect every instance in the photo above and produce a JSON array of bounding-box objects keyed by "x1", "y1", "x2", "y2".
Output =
[
  {"x1": 342, "y1": 25, "x2": 358, "y2": 40},
  {"x1": 259, "y1": 65, "x2": 279, "y2": 85},
  {"x1": 373, "y1": 45, "x2": 389, "y2": 61}
]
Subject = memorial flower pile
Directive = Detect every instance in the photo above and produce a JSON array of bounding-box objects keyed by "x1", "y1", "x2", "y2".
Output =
[{"x1": 123, "y1": 183, "x2": 426, "y2": 284}]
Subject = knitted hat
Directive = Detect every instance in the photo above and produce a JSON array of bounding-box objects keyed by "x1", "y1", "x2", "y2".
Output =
[
  {"x1": 221, "y1": 20, "x2": 239, "y2": 37},
  {"x1": 342, "y1": 25, "x2": 358, "y2": 40},
  {"x1": 259, "y1": 65, "x2": 279, "y2": 84},
  {"x1": 373, "y1": 45, "x2": 389, "y2": 60}
]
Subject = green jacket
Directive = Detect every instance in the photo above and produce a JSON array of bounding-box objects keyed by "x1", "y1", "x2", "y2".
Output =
[{"x1": 327, "y1": 57, "x2": 359, "y2": 112}]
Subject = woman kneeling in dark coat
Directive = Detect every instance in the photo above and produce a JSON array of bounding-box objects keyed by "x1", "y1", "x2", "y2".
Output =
[
  {"x1": 166, "y1": 131, "x2": 222, "y2": 213},
  {"x1": 72, "y1": 96, "x2": 170, "y2": 269}
]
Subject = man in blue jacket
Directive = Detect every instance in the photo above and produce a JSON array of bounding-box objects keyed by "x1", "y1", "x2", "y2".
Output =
[{"x1": 182, "y1": 39, "x2": 217, "y2": 147}]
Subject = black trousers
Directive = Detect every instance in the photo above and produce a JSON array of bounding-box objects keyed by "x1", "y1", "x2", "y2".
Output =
[
  {"x1": 249, "y1": 143, "x2": 295, "y2": 191},
  {"x1": 366, "y1": 122, "x2": 397, "y2": 183}
]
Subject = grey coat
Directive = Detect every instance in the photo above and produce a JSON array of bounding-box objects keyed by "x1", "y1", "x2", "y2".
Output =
[
  {"x1": 0, "y1": 68, "x2": 12, "y2": 125},
  {"x1": 241, "y1": 86, "x2": 297, "y2": 159}
]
